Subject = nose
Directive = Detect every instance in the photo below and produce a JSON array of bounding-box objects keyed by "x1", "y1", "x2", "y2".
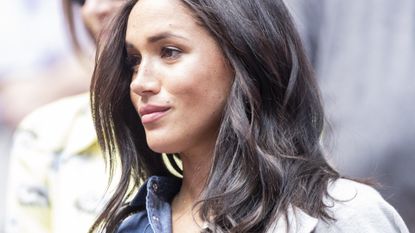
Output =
[{"x1": 130, "y1": 62, "x2": 160, "y2": 97}]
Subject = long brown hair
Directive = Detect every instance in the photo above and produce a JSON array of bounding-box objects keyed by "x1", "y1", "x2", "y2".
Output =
[{"x1": 91, "y1": 0, "x2": 340, "y2": 232}]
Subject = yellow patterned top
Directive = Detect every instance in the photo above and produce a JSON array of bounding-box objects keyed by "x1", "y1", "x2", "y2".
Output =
[{"x1": 5, "y1": 93, "x2": 181, "y2": 233}]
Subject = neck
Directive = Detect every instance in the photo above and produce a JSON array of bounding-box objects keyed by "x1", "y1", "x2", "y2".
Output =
[
  {"x1": 171, "y1": 150, "x2": 212, "y2": 232},
  {"x1": 171, "y1": 139, "x2": 216, "y2": 232},
  {"x1": 177, "y1": 150, "x2": 212, "y2": 203}
]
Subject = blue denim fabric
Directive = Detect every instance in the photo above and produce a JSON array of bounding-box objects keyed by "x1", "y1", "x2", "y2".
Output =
[{"x1": 117, "y1": 176, "x2": 181, "y2": 233}]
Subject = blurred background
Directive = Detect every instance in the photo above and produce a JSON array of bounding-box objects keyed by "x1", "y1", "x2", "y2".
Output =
[
  {"x1": 0, "y1": 0, "x2": 414, "y2": 232},
  {"x1": 0, "y1": 0, "x2": 64, "y2": 229},
  {"x1": 0, "y1": 0, "x2": 90, "y2": 231}
]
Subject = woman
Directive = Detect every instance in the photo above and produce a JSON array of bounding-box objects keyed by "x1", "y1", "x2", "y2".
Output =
[{"x1": 91, "y1": 0, "x2": 409, "y2": 232}]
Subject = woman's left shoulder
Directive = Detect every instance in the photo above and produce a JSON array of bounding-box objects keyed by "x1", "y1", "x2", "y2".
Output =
[
  {"x1": 315, "y1": 178, "x2": 409, "y2": 233},
  {"x1": 326, "y1": 178, "x2": 387, "y2": 207}
]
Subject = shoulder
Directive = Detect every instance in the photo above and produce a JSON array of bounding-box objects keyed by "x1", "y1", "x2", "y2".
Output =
[
  {"x1": 117, "y1": 211, "x2": 150, "y2": 233},
  {"x1": 315, "y1": 179, "x2": 409, "y2": 233},
  {"x1": 117, "y1": 176, "x2": 181, "y2": 233},
  {"x1": 13, "y1": 93, "x2": 94, "y2": 152},
  {"x1": 19, "y1": 93, "x2": 90, "y2": 130},
  {"x1": 326, "y1": 178, "x2": 385, "y2": 208}
]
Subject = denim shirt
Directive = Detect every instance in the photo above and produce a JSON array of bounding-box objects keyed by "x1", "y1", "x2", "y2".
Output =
[
  {"x1": 117, "y1": 176, "x2": 409, "y2": 233},
  {"x1": 117, "y1": 176, "x2": 181, "y2": 233}
]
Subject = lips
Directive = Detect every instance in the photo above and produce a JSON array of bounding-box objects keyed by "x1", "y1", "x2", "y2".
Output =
[{"x1": 139, "y1": 105, "x2": 171, "y2": 124}]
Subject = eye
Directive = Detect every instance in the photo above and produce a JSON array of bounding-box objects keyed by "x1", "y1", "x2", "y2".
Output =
[
  {"x1": 161, "y1": 47, "x2": 182, "y2": 60},
  {"x1": 126, "y1": 54, "x2": 141, "y2": 72},
  {"x1": 71, "y1": 0, "x2": 85, "y2": 6}
]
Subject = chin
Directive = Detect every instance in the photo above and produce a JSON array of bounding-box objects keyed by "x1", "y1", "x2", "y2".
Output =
[{"x1": 146, "y1": 139, "x2": 179, "y2": 154}]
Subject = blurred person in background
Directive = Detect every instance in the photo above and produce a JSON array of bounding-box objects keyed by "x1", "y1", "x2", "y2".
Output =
[
  {"x1": 0, "y1": 0, "x2": 90, "y2": 129},
  {"x1": 286, "y1": 0, "x2": 415, "y2": 231},
  {"x1": 4, "y1": 0, "x2": 132, "y2": 232},
  {"x1": 0, "y1": 0, "x2": 84, "y2": 230}
]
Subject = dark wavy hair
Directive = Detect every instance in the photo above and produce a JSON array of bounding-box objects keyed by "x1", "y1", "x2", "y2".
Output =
[{"x1": 90, "y1": 0, "x2": 340, "y2": 232}]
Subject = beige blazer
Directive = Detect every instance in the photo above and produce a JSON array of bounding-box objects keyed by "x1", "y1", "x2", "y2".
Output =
[{"x1": 268, "y1": 179, "x2": 409, "y2": 233}]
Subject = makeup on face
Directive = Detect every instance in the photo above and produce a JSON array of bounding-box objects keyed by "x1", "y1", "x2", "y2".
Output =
[{"x1": 126, "y1": 0, "x2": 234, "y2": 155}]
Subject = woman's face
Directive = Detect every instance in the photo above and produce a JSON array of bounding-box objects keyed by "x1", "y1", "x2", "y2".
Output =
[
  {"x1": 81, "y1": 0, "x2": 125, "y2": 41},
  {"x1": 127, "y1": 0, "x2": 234, "y2": 156}
]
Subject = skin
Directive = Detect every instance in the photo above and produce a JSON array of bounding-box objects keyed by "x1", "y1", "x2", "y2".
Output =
[
  {"x1": 81, "y1": 0, "x2": 125, "y2": 41},
  {"x1": 126, "y1": 0, "x2": 234, "y2": 231}
]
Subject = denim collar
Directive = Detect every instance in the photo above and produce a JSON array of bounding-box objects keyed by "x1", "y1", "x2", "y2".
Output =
[
  {"x1": 127, "y1": 176, "x2": 318, "y2": 233},
  {"x1": 130, "y1": 176, "x2": 181, "y2": 233}
]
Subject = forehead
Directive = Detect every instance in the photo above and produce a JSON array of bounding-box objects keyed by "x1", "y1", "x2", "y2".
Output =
[{"x1": 126, "y1": 0, "x2": 197, "y2": 42}]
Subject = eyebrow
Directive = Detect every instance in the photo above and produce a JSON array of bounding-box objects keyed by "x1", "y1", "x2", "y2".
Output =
[
  {"x1": 125, "y1": 32, "x2": 189, "y2": 51},
  {"x1": 147, "y1": 32, "x2": 189, "y2": 43}
]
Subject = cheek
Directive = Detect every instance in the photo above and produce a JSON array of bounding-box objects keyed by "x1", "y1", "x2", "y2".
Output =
[
  {"x1": 130, "y1": 91, "x2": 140, "y2": 113},
  {"x1": 81, "y1": 3, "x2": 94, "y2": 24},
  {"x1": 166, "y1": 54, "x2": 233, "y2": 102},
  {"x1": 164, "y1": 70, "x2": 214, "y2": 109},
  {"x1": 168, "y1": 71, "x2": 232, "y2": 123}
]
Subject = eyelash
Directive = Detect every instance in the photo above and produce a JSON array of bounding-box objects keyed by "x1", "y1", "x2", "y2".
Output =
[
  {"x1": 126, "y1": 47, "x2": 182, "y2": 72},
  {"x1": 126, "y1": 46, "x2": 182, "y2": 71},
  {"x1": 161, "y1": 46, "x2": 182, "y2": 60},
  {"x1": 125, "y1": 54, "x2": 141, "y2": 73}
]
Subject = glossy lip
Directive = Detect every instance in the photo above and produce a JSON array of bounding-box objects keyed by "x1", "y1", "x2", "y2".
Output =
[{"x1": 139, "y1": 104, "x2": 171, "y2": 124}]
